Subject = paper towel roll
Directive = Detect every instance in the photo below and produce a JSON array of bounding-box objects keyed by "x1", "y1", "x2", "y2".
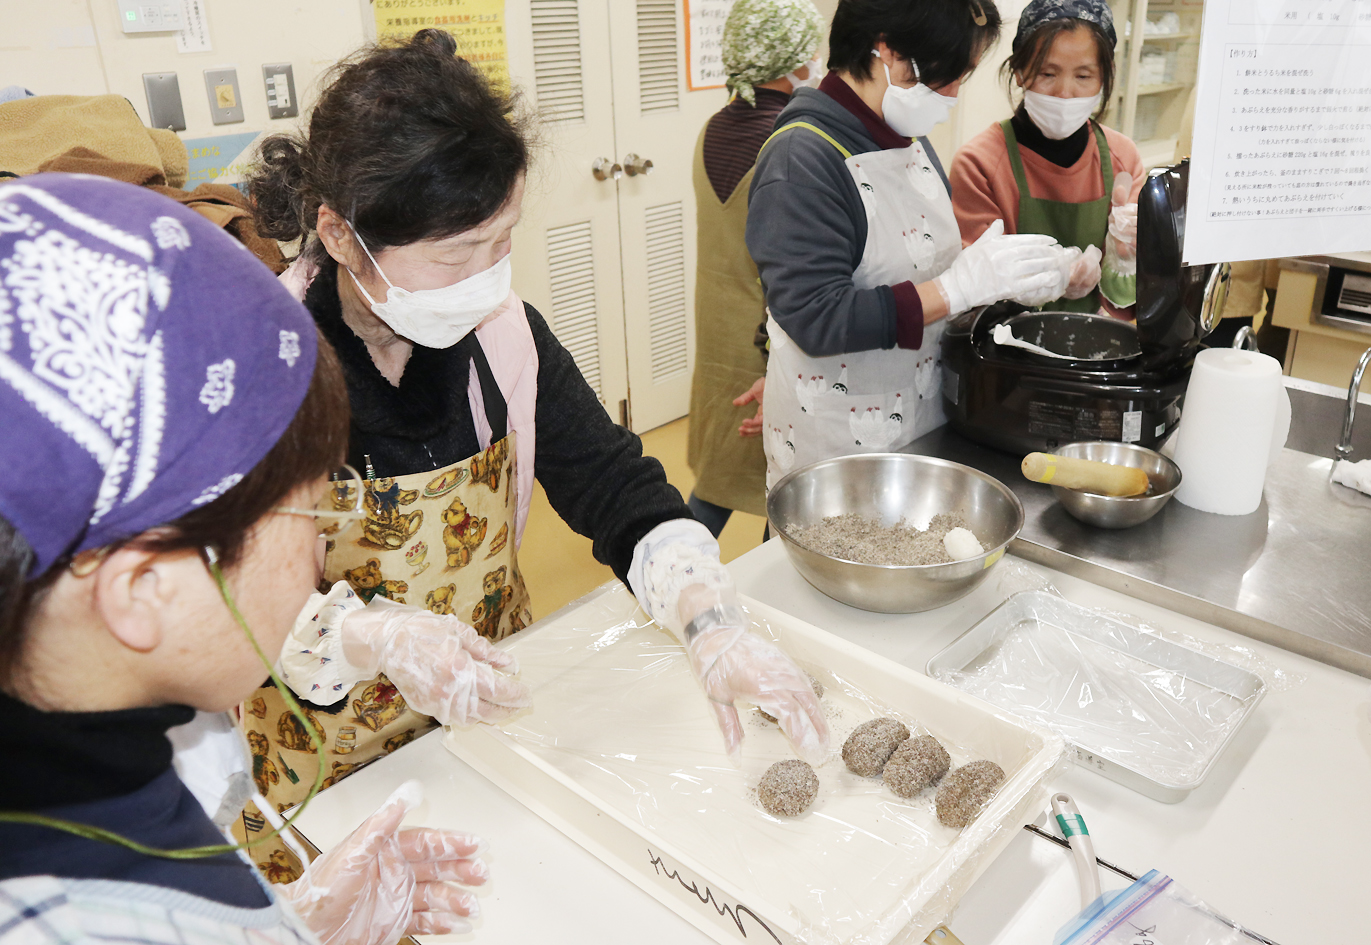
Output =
[{"x1": 1172, "y1": 348, "x2": 1287, "y2": 515}]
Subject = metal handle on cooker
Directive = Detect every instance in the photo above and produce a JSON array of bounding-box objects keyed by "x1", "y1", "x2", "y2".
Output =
[{"x1": 1199, "y1": 261, "x2": 1232, "y2": 335}]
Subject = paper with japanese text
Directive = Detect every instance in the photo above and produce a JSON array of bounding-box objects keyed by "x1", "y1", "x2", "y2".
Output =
[
  {"x1": 372, "y1": 0, "x2": 509, "y2": 89},
  {"x1": 685, "y1": 0, "x2": 733, "y2": 90},
  {"x1": 1185, "y1": 0, "x2": 1371, "y2": 264}
]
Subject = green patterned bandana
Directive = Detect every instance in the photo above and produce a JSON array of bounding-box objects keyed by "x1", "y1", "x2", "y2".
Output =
[{"x1": 722, "y1": 0, "x2": 824, "y2": 105}]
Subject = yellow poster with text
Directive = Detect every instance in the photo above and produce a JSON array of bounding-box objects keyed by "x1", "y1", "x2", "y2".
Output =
[{"x1": 373, "y1": 0, "x2": 509, "y2": 89}]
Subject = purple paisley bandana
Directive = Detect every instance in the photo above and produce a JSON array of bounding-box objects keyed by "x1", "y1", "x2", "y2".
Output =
[{"x1": 0, "y1": 174, "x2": 318, "y2": 575}]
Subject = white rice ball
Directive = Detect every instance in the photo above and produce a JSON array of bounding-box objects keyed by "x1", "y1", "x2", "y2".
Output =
[{"x1": 942, "y1": 527, "x2": 984, "y2": 561}]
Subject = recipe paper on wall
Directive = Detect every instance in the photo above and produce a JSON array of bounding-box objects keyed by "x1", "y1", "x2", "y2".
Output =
[
  {"x1": 372, "y1": 0, "x2": 509, "y2": 89},
  {"x1": 685, "y1": 0, "x2": 733, "y2": 90},
  {"x1": 1183, "y1": 0, "x2": 1371, "y2": 265}
]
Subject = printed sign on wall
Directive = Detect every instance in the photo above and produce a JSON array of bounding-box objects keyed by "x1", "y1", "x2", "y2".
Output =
[
  {"x1": 684, "y1": 0, "x2": 734, "y2": 90},
  {"x1": 372, "y1": 0, "x2": 510, "y2": 89},
  {"x1": 1185, "y1": 0, "x2": 1371, "y2": 263}
]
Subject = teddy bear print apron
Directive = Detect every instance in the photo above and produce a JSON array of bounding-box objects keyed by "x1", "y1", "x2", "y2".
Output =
[
  {"x1": 761, "y1": 125, "x2": 960, "y2": 487},
  {"x1": 237, "y1": 430, "x2": 530, "y2": 880}
]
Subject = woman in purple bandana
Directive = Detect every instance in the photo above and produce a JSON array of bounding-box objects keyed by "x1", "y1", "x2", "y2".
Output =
[{"x1": 0, "y1": 174, "x2": 486, "y2": 944}]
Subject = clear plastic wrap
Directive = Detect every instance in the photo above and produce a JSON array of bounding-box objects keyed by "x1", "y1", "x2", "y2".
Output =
[
  {"x1": 445, "y1": 583, "x2": 1064, "y2": 945},
  {"x1": 928, "y1": 584, "x2": 1267, "y2": 798}
]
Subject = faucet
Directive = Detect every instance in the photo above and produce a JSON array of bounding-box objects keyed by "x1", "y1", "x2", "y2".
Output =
[
  {"x1": 1231, "y1": 325, "x2": 1260, "y2": 351},
  {"x1": 1336, "y1": 346, "x2": 1371, "y2": 461}
]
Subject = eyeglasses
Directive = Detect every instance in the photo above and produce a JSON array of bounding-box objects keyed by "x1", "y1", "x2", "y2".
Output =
[{"x1": 275, "y1": 464, "x2": 367, "y2": 539}]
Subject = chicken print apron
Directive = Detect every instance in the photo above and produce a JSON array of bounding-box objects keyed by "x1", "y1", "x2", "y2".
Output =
[
  {"x1": 760, "y1": 123, "x2": 961, "y2": 487},
  {"x1": 237, "y1": 379, "x2": 530, "y2": 882}
]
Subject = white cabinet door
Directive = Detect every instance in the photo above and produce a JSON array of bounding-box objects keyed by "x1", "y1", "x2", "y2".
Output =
[
  {"x1": 609, "y1": 0, "x2": 728, "y2": 432},
  {"x1": 506, "y1": 0, "x2": 630, "y2": 420}
]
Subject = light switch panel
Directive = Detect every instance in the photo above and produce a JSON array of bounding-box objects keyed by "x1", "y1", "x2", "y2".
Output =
[
  {"x1": 142, "y1": 72, "x2": 186, "y2": 131},
  {"x1": 204, "y1": 68, "x2": 244, "y2": 125},
  {"x1": 118, "y1": 0, "x2": 184, "y2": 33},
  {"x1": 262, "y1": 63, "x2": 298, "y2": 120}
]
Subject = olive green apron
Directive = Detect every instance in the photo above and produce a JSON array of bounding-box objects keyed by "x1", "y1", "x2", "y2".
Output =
[
  {"x1": 685, "y1": 125, "x2": 768, "y2": 517},
  {"x1": 1003, "y1": 118, "x2": 1113, "y2": 313},
  {"x1": 235, "y1": 430, "x2": 531, "y2": 883}
]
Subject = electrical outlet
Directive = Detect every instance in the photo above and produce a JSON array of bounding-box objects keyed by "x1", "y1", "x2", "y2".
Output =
[
  {"x1": 118, "y1": 0, "x2": 184, "y2": 33},
  {"x1": 204, "y1": 68, "x2": 244, "y2": 125},
  {"x1": 262, "y1": 63, "x2": 298, "y2": 120},
  {"x1": 142, "y1": 72, "x2": 186, "y2": 131}
]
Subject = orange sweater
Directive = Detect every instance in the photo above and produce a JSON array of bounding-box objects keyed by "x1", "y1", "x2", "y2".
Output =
[{"x1": 950, "y1": 121, "x2": 1145, "y2": 248}]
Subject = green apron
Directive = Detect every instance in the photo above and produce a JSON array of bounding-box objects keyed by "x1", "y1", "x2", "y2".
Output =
[
  {"x1": 1002, "y1": 119, "x2": 1117, "y2": 313},
  {"x1": 685, "y1": 124, "x2": 768, "y2": 516}
]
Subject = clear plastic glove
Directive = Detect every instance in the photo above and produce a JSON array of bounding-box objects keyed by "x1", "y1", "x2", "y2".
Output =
[
  {"x1": 279, "y1": 781, "x2": 486, "y2": 945},
  {"x1": 1108, "y1": 204, "x2": 1138, "y2": 257},
  {"x1": 676, "y1": 584, "x2": 829, "y2": 766},
  {"x1": 340, "y1": 598, "x2": 531, "y2": 726},
  {"x1": 1106, "y1": 171, "x2": 1137, "y2": 263},
  {"x1": 934, "y1": 219, "x2": 1068, "y2": 314},
  {"x1": 1065, "y1": 244, "x2": 1103, "y2": 300},
  {"x1": 628, "y1": 522, "x2": 829, "y2": 766}
]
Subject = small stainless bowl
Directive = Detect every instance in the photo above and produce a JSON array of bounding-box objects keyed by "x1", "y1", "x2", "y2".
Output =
[
  {"x1": 1051, "y1": 441, "x2": 1182, "y2": 529},
  {"x1": 767, "y1": 453, "x2": 1024, "y2": 614}
]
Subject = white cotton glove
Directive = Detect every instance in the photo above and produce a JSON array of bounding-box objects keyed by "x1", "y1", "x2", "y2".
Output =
[
  {"x1": 339, "y1": 598, "x2": 531, "y2": 726},
  {"x1": 1065, "y1": 244, "x2": 1103, "y2": 300},
  {"x1": 628, "y1": 521, "x2": 830, "y2": 766},
  {"x1": 934, "y1": 219, "x2": 1071, "y2": 314},
  {"x1": 279, "y1": 781, "x2": 487, "y2": 945}
]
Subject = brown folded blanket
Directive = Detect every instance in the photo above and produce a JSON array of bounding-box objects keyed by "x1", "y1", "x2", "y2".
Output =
[
  {"x1": 37, "y1": 147, "x2": 284, "y2": 273},
  {"x1": 0, "y1": 94, "x2": 187, "y2": 187}
]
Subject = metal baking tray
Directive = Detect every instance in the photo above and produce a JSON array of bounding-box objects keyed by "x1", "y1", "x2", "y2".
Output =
[{"x1": 926, "y1": 591, "x2": 1265, "y2": 803}]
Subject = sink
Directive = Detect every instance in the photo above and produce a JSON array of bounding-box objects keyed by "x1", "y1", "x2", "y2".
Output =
[{"x1": 1282, "y1": 378, "x2": 1371, "y2": 459}]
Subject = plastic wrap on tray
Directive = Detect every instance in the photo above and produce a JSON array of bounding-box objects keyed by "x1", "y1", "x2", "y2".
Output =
[
  {"x1": 928, "y1": 586, "x2": 1266, "y2": 793},
  {"x1": 469, "y1": 583, "x2": 1063, "y2": 945}
]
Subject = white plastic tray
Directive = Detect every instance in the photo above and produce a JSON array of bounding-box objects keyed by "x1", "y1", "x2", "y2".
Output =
[{"x1": 443, "y1": 583, "x2": 1063, "y2": 945}]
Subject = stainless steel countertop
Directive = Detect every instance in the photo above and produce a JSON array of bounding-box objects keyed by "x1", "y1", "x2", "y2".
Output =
[{"x1": 905, "y1": 425, "x2": 1371, "y2": 677}]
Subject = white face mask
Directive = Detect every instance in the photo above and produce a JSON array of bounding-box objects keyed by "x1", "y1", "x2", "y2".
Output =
[
  {"x1": 786, "y1": 57, "x2": 823, "y2": 90},
  {"x1": 873, "y1": 51, "x2": 957, "y2": 139},
  {"x1": 1023, "y1": 89, "x2": 1102, "y2": 140},
  {"x1": 346, "y1": 225, "x2": 513, "y2": 349}
]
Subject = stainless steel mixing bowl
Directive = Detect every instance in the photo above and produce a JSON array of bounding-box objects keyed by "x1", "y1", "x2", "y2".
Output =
[
  {"x1": 1051, "y1": 441, "x2": 1182, "y2": 529},
  {"x1": 767, "y1": 453, "x2": 1024, "y2": 614}
]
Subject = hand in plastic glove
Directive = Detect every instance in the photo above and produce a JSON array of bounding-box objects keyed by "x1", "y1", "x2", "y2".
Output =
[
  {"x1": 628, "y1": 522, "x2": 829, "y2": 766},
  {"x1": 1107, "y1": 171, "x2": 1137, "y2": 262},
  {"x1": 341, "y1": 598, "x2": 531, "y2": 726},
  {"x1": 934, "y1": 219, "x2": 1068, "y2": 314},
  {"x1": 734, "y1": 377, "x2": 765, "y2": 437},
  {"x1": 678, "y1": 586, "x2": 830, "y2": 767},
  {"x1": 1064, "y1": 245, "x2": 1103, "y2": 300},
  {"x1": 280, "y1": 781, "x2": 486, "y2": 945}
]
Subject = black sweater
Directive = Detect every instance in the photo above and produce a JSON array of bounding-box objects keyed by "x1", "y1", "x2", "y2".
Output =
[
  {"x1": 307, "y1": 262, "x2": 692, "y2": 583},
  {"x1": 0, "y1": 694, "x2": 269, "y2": 908}
]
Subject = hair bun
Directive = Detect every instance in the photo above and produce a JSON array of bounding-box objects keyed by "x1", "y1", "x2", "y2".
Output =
[{"x1": 411, "y1": 27, "x2": 459, "y2": 57}]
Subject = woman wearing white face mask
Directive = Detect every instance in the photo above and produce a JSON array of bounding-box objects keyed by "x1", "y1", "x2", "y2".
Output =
[
  {"x1": 687, "y1": 0, "x2": 824, "y2": 538},
  {"x1": 950, "y1": 0, "x2": 1144, "y2": 315},
  {"x1": 746, "y1": 0, "x2": 1074, "y2": 485},
  {"x1": 238, "y1": 30, "x2": 829, "y2": 889}
]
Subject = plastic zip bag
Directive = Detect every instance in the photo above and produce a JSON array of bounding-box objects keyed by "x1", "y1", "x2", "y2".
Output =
[{"x1": 1054, "y1": 870, "x2": 1256, "y2": 945}]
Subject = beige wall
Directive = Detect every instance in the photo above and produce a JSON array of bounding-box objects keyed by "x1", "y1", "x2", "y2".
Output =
[{"x1": 1, "y1": 0, "x2": 371, "y2": 139}]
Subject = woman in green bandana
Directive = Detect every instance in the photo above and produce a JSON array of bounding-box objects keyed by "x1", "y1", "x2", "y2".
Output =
[{"x1": 686, "y1": 0, "x2": 824, "y2": 538}]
